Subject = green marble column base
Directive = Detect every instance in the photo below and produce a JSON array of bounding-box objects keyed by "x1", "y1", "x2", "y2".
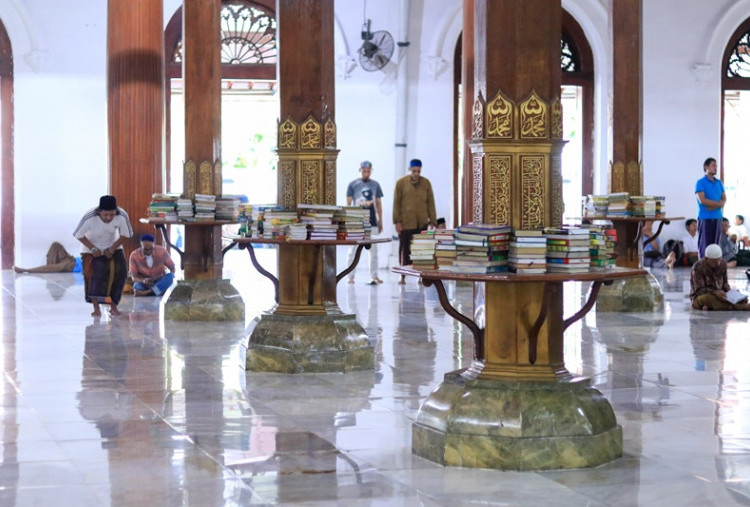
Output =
[
  {"x1": 246, "y1": 313, "x2": 373, "y2": 373},
  {"x1": 412, "y1": 371, "x2": 622, "y2": 470},
  {"x1": 595, "y1": 273, "x2": 664, "y2": 312},
  {"x1": 163, "y1": 279, "x2": 244, "y2": 321}
]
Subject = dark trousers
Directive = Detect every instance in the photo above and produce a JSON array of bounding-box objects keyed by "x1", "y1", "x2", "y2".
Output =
[
  {"x1": 698, "y1": 218, "x2": 721, "y2": 258},
  {"x1": 84, "y1": 250, "x2": 127, "y2": 305},
  {"x1": 398, "y1": 228, "x2": 425, "y2": 266}
]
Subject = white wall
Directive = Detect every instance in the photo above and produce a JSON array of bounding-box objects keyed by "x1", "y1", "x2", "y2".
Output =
[{"x1": 643, "y1": 0, "x2": 750, "y2": 242}]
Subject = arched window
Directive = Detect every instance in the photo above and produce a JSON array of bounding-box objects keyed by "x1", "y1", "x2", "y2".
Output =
[
  {"x1": 0, "y1": 19, "x2": 13, "y2": 268},
  {"x1": 721, "y1": 18, "x2": 750, "y2": 221},
  {"x1": 164, "y1": 0, "x2": 278, "y2": 202}
]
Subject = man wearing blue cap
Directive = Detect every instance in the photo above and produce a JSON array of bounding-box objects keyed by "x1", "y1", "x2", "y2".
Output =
[
  {"x1": 346, "y1": 160, "x2": 385, "y2": 284},
  {"x1": 393, "y1": 158, "x2": 437, "y2": 283},
  {"x1": 129, "y1": 234, "x2": 176, "y2": 297}
]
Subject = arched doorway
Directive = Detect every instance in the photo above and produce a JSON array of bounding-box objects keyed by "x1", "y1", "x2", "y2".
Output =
[
  {"x1": 721, "y1": 18, "x2": 750, "y2": 220},
  {"x1": 0, "y1": 19, "x2": 13, "y2": 269},
  {"x1": 164, "y1": 0, "x2": 278, "y2": 202},
  {"x1": 453, "y1": 10, "x2": 595, "y2": 225}
]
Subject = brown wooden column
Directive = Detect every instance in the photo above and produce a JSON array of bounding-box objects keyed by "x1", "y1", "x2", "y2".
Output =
[
  {"x1": 610, "y1": 0, "x2": 644, "y2": 268},
  {"x1": 0, "y1": 24, "x2": 13, "y2": 269},
  {"x1": 107, "y1": 0, "x2": 164, "y2": 257},
  {"x1": 275, "y1": 0, "x2": 338, "y2": 315},
  {"x1": 460, "y1": 0, "x2": 475, "y2": 224},
  {"x1": 468, "y1": 0, "x2": 565, "y2": 381},
  {"x1": 182, "y1": 0, "x2": 223, "y2": 279}
]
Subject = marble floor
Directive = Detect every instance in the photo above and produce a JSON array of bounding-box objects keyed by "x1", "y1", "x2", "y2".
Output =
[{"x1": 4, "y1": 249, "x2": 750, "y2": 506}]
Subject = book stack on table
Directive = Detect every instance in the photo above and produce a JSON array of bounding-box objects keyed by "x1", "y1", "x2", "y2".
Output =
[
  {"x1": 434, "y1": 228, "x2": 457, "y2": 268},
  {"x1": 298, "y1": 203, "x2": 339, "y2": 240},
  {"x1": 441, "y1": 224, "x2": 510, "y2": 273},
  {"x1": 509, "y1": 230, "x2": 547, "y2": 274},
  {"x1": 334, "y1": 206, "x2": 370, "y2": 240},
  {"x1": 410, "y1": 231, "x2": 437, "y2": 270},
  {"x1": 544, "y1": 227, "x2": 591, "y2": 274}
]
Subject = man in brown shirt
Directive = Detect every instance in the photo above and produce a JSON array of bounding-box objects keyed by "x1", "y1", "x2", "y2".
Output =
[
  {"x1": 393, "y1": 158, "x2": 437, "y2": 283},
  {"x1": 690, "y1": 243, "x2": 750, "y2": 310}
]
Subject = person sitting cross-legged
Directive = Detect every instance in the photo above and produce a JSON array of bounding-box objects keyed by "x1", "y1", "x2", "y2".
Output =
[
  {"x1": 129, "y1": 234, "x2": 176, "y2": 297},
  {"x1": 690, "y1": 243, "x2": 750, "y2": 311}
]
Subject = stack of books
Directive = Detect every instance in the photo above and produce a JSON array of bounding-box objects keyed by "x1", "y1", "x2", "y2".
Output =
[
  {"x1": 193, "y1": 194, "x2": 216, "y2": 221},
  {"x1": 148, "y1": 193, "x2": 179, "y2": 219},
  {"x1": 584, "y1": 195, "x2": 609, "y2": 218},
  {"x1": 544, "y1": 227, "x2": 591, "y2": 273},
  {"x1": 509, "y1": 230, "x2": 547, "y2": 274},
  {"x1": 298, "y1": 203, "x2": 339, "y2": 240},
  {"x1": 654, "y1": 196, "x2": 665, "y2": 217},
  {"x1": 607, "y1": 193, "x2": 631, "y2": 217},
  {"x1": 176, "y1": 197, "x2": 194, "y2": 220},
  {"x1": 445, "y1": 223, "x2": 511, "y2": 273},
  {"x1": 630, "y1": 196, "x2": 657, "y2": 217},
  {"x1": 335, "y1": 206, "x2": 370, "y2": 240},
  {"x1": 586, "y1": 224, "x2": 617, "y2": 271},
  {"x1": 287, "y1": 222, "x2": 309, "y2": 240},
  {"x1": 434, "y1": 228, "x2": 457, "y2": 268},
  {"x1": 215, "y1": 195, "x2": 241, "y2": 221},
  {"x1": 261, "y1": 207, "x2": 297, "y2": 239},
  {"x1": 410, "y1": 231, "x2": 438, "y2": 270}
]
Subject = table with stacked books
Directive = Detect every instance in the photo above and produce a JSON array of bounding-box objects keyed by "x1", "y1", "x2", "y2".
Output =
[
  {"x1": 228, "y1": 235, "x2": 391, "y2": 303},
  {"x1": 582, "y1": 193, "x2": 683, "y2": 268},
  {"x1": 394, "y1": 223, "x2": 646, "y2": 363}
]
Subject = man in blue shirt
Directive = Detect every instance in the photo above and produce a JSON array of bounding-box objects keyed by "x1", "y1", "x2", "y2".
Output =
[
  {"x1": 346, "y1": 160, "x2": 384, "y2": 285},
  {"x1": 694, "y1": 157, "x2": 726, "y2": 258}
]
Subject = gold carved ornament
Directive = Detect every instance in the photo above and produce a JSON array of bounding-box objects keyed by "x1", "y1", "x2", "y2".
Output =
[
  {"x1": 611, "y1": 161, "x2": 625, "y2": 193},
  {"x1": 472, "y1": 94, "x2": 485, "y2": 140},
  {"x1": 300, "y1": 160, "x2": 320, "y2": 204},
  {"x1": 300, "y1": 116, "x2": 322, "y2": 149},
  {"x1": 551, "y1": 97, "x2": 563, "y2": 139},
  {"x1": 214, "y1": 161, "x2": 222, "y2": 196},
  {"x1": 486, "y1": 90, "x2": 514, "y2": 139},
  {"x1": 519, "y1": 91, "x2": 548, "y2": 139},
  {"x1": 199, "y1": 161, "x2": 213, "y2": 195},
  {"x1": 184, "y1": 160, "x2": 196, "y2": 199},
  {"x1": 550, "y1": 155, "x2": 564, "y2": 226},
  {"x1": 324, "y1": 119, "x2": 337, "y2": 148},
  {"x1": 278, "y1": 118, "x2": 298, "y2": 149},
  {"x1": 279, "y1": 160, "x2": 296, "y2": 207},
  {"x1": 488, "y1": 155, "x2": 511, "y2": 225},
  {"x1": 627, "y1": 160, "x2": 642, "y2": 195},
  {"x1": 472, "y1": 154, "x2": 484, "y2": 223},
  {"x1": 521, "y1": 156, "x2": 545, "y2": 229},
  {"x1": 325, "y1": 160, "x2": 336, "y2": 205}
]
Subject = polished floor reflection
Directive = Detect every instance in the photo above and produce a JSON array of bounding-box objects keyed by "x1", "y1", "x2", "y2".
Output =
[{"x1": 3, "y1": 251, "x2": 750, "y2": 505}]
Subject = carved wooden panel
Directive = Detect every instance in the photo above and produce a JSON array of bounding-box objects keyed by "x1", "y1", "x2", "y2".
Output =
[
  {"x1": 184, "y1": 160, "x2": 196, "y2": 198},
  {"x1": 611, "y1": 161, "x2": 625, "y2": 193},
  {"x1": 300, "y1": 116, "x2": 321, "y2": 149},
  {"x1": 472, "y1": 154, "x2": 483, "y2": 223},
  {"x1": 279, "y1": 160, "x2": 296, "y2": 207},
  {"x1": 279, "y1": 118, "x2": 297, "y2": 149},
  {"x1": 521, "y1": 155, "x2": 545, "y2": 229},
  {"x1": 300, "y1": 160, "x2": 320, "y2": 203},
  {"x1": 551, "y1": 97, "x2": 563, "y2": 139},
  {"x1": 627, "y1": 160, "x2": 641, "y2": 195},
  {"x1": 214, "y1": 161, "x2": 222, "y2": 196},
  {"x1": 199, "y1": 161, "x2": 213, "y2": 194},
  {"x1": 488, "y1": 154, "x2": 511, "y2": 225},
  {"x1": 486, "y1": 90, "x2": 514, "y2": 139},
  {"x1": 520, "y1": 91, "x2": 548, "y2": 139},
  {"x1": 324, "y1": 119, "x2": 336, "y2": 148},
  {"x1": 551, "y1": 154, "x2": 563, "y2": 226},
  {"x1": 472, "y1": 94, "x2": 485, "y2": 140},
  {"x1": 325, "y1": 160, "x2": 336, "y2": 205}
]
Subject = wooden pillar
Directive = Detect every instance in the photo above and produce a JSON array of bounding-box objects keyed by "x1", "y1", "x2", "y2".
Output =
[
  {"x1": 468, "y1": 0, "x2": 565, "y2": 380},
  {"x1": 107, "y1": 0, "x2": 164, "y2": 257},
  {"x1": 0, "y1": 26, "x2": 13, "y2": 269},
  {"x1": 461, "y1": 0, "x2": 475, "y2": 224},
  {"x1": 182, "y1": 0, "x2": 223, "y2": 279},
  {"x1": 276, "y1": 0, "x2": 338, "y2": 314},
  {"x1": 610, "y1": 0, "x2": 644, "y2": 268}
]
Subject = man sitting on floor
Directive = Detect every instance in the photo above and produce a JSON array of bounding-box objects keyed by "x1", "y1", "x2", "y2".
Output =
[
  {"x1": 129, "y1": 234, "x2": 176, "y2": 297},
  {"x1": 690, "y1": 243, "x2": 750, "y2": 310}
]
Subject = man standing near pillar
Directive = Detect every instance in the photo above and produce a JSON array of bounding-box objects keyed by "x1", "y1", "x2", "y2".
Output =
[
  {"x1": 695, "y1": 157, "x2": 726, "y2": 258},
  {"x1": 346, "y1": 160, "x2": 384, "y2": 285},
  {"x1": 393, "y1": 159, "x2": 437, "y2": 284}
]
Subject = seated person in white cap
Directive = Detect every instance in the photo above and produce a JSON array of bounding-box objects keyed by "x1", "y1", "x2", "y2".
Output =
[{"x1": 690, "y1": 243, "x2": 750, "y2": 311}]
